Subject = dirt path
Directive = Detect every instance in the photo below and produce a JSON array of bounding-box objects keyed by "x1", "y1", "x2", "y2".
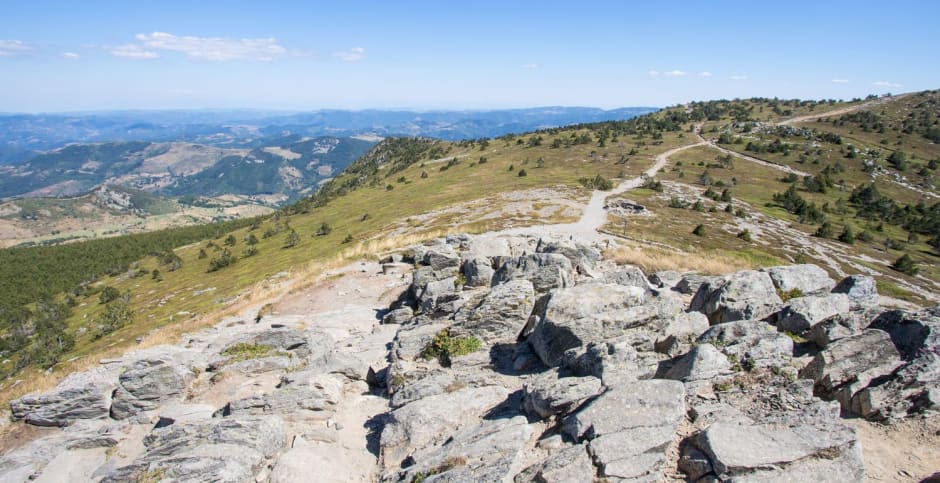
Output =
[
  {"x1": 779, "y1": 94, "x2": 904, "y2": 126},
  {"x1": 501, "y1": 126, "x2": 707, "y2": 241},
  {"x1": 706, "y1": 142, "x2": 810, "y2": 177}
]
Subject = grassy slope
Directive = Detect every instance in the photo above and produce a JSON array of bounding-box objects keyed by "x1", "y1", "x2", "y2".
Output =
[{"x1": 2, "y1": 93, "x2": 938, "y2": 404}]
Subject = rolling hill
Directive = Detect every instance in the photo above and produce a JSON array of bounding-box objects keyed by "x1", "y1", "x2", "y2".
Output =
[{"x1": 0, "y1": 91, "x2": 937, "y2": 410}]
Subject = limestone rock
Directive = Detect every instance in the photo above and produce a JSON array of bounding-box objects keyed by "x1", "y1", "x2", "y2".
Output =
[
  {"x1": 110, "y1": 358, "x2": 194, "y2": 420},
  {"x1": 394, "y1": 416, "x2": 533, "y2": 483},
  {"x1": 563, "y1": 380, "x2": 684, "y2": 480},
  {"x1": 462, "y1": 256, "x2": 495, "y2": 287},
  {"x1": 514, "y1": 444, "x2": 594, "y2": 483},
  {"x1": 380, "y1": 385, "x2": 510, "y2": 464},
  {"x1": 664, "y1": 344, "x2": 733, "y2": 382},
  {"x1": 492, "y1": 253, "x2": 573, "y2": 293},
  {"x1": 382, "y1": 307, "x2": 414, "y2": 325},
  {"x1": 697, "y1": 320, "x2": 794, "y2": 369},
  {"x1": 764, "y1": 264, "x2": 836, "y2": 295},
  {"x1": 800, "y1": 329, "x2": 903, "y2": 412},
  {"x1": 451, "y1": 279, "x2": 534, "y2": 345},
  {"x1": 689, "y1": 421, "x2": 864, "y2": 482},
  {"x1": 526, "y1": 282, "x2": 649, "y2": 367},
  {"x1": 775, "y1": 293, "x2": 851, "y2": 333},
  {"x1": 101, "y1": 416, "x2": 286, "y2": 483},
  {"x1": 522, "y1": 370, "x2": 603, "y2": 419},
  {"x1": 832, "y1": 275, "x2": 879, "y2": 307},
  {"x1": 563, "y1": 380, "x2": 685, "y2": 441},
  {"x1": 10, "y1": 372, "x2": 115, "y2": 427},
  {"x1": 690, "y1": 270, "x2": 783, "y2": 324}
]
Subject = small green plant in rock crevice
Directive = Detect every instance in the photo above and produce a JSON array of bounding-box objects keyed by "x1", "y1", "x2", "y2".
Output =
[
  {"x1": 421, "y1": 329, "x2": 482, "y2": 366},
  {"x1": 776, "y1": 287, "x2": 803, "y2": 302}
]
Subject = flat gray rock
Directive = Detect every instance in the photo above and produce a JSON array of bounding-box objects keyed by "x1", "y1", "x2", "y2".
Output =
[{"x1": 764, "y1": 264, "x2": 836, "y2": 295}]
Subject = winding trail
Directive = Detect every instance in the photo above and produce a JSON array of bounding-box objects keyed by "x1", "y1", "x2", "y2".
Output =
[{"x1": 502, "y1": 126, "x2": 707, "y2": 241}]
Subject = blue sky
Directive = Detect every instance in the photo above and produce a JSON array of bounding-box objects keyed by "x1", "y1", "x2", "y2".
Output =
[{"x1": 0, "y1": 0, "x2": 937, "y2": 112}]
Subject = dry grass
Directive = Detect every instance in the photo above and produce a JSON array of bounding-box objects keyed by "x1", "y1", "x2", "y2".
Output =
[{"x1": 604, "y1": 245, "x2": 755, "y2": 275}]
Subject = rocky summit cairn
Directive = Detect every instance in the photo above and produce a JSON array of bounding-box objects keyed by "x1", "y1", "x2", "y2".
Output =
[{"x1": 2, "y1": 231, "x2": 938, "y2": 482}]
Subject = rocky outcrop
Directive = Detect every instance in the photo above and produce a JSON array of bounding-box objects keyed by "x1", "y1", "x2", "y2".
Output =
[
  {"x1": 525, "y1": 283, "x2": 649, "y2": 366},
  {"x1": 10, "y1": 372, "x2": 116, "y2": 427},
  {"x1": 7, "y1": 232, "x2": 938, "y2": 482},
  {"x1": 689, "y1": 270, "x2": 783, "y2": 324},
  {"x1": 832, "y1": 275, "x2": 879, "y2": 307},
  {"x1": 764, "y1": 264, "x2": 836, "y2": 295},
  {"x1": 775, "y1": 293, "x2": 851, "y2": 333},
  {"x1": 110, "y1": 358, "x2": 194, "y2": 420},
  {"x1": 492, "y1": 253, "x2": 574, "y2": 292},
  {"x1": 100, "y1": 416, "x2": 286, "y2": 482}
]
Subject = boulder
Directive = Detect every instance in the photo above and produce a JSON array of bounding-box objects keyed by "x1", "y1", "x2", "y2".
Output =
[
  {"x1": 602, "y1": 265, "x2": 653, "y2": 294},
  {"x1": 391, "y1": 322, "x2": 450, "y2": 362},
  {"x1": 522, "y1": 371, "x2": 604, "y2": 419},
  {"x1": 853, "y1": 354, "x2": 940, "y2": 420},
  {"x1": 451, "y1": 279, "x2": 534, "y2": 345},
  {"x1": 831, "y1": 275, "x2": 879, "y2": 307},
  {"x1": 380, "y1": 385, "x2": 510, "y2": 463},
  {"x1": 689, "y1": 421, "x2": 864, "y2": 482},
  {"x1": 492, "y1": 253, "x2": 573, "y2": 293},
  {"x1": 664, "y1": 344, "x2": 733, "y2": 382},
  {"x1": 563, "y1": 380, "x2": 685, "y2": 480},
  {"x1": 806, "y1": 309, "x2": 880, "y2": 348},
  {"x1": 514, "y1": 444, "x2": 594, "y2": 483},
  {"x1": 101, "y1": 416, "x2": 286, "y2": 483},
  {"x1": 775, "y1": 293, "x2": 851, "y2": 333},
  {"x1": 110, "y1": 358, "x2": 194, "y2": 420},
  {"x1": 382, "y1": 307, "x2": 414, "y2": 325},
  {"x1": 535, "y1": 238, "x2": 601, "y2": 274},
  {"x1": 697, "y1": 320, "x2": 794, "y2": 369},
  {"x1": 395, "y1": 416, "x2": 533, "y2": 483},
  {"x1": 10, "y1": 373, "x2": 115, "y2": 427},
  {"x1": 764, "y1": 264, "x2": 836, "y2": 295},
  {"x1": 525, "y1": 282, "x2": 648, "y2": 367},
  {"x1": 462, "y1": 256, "x2": 495, "y2": 287},
  {"x1": 675, "y1": 274, "x2": 716, "y2": 295},
  {"x1": 661, "y1": 310, "x2": 709, "y2": 342},
  {"x1": 649, "y1": 270, "x2": 682, "y2": 289},
  {"x1": 563, "y1": 380, "x2": 684, "y2": 441},
  {"x1": 423, "y1": 249, "x2": 461, "y2": 271},
  {"x1": 224, "y1": 371, "x2": 345, "y2": 416},
  {"x1": 689, "y1": 270, "x2": 783, "y2": 324},
  {"x1": 800, "y1": 329, "x2": 903, "y2": 412}
]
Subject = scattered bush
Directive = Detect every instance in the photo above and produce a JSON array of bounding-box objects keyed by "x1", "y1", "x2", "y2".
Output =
[
  {"x1": 207, "y1": 249, "x2": 236, "y2": 272},
  {"x1": 422, "y1": 329, "x2": 482, "y2": 367},
  {"x1": 98, "y1": 286, "x2": 121, "y2": 304},
  {"x1": 737, "y1": 229, "x2": 752, "y2": 242},
  {"x1": 692, "y1": 224, "x2": 706, "y2": 236},
  {"x1": 892, "y1": 254, "x2": 919, "y2": 275}
]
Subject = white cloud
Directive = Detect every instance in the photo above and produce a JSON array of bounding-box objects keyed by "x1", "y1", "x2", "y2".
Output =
[
  {"x1": 61, "y1": 52, "x2": 80, "y2": 60},
  {"x1": 831, "y1": 79, "x2": 849, "y2": 83},
  {"x1": 111, "y1": 44, "x2": 159, "y2": 59},
  {"x1": 730, "y1": 75, "x2": 748, "y2": 80},
  {"x1": 133, "y1": 32, "x2": 287, "y2": 61},
  {"x1": 647, "y1": 69, "x2": 660, "y2": 76},
  {"x1": 333, "y1": 47, "x2": 366, "y2": 62},
  {"x1": 873, "y1": 80, "x2": 902, "y2": 88},
  {"x1": 664, "y1": 69, "x2": 687, "y2": 77},
  {"x1": 698, "y1": 71, "x2": 712, "y2": 77},
  {"x1": 0, "y1": 40, "x2": 34, "y2": 56},
  {"x1": 521, "y1": 62, "x2": 538, "y2": 69}
]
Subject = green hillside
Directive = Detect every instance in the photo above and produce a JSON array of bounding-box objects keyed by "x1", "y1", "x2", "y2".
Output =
[{"x1": 0, "y1": 92, "x2": 937, "y2": 404}]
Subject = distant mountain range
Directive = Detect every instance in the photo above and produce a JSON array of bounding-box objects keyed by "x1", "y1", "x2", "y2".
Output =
[
  {"x1": 0, "y1": 136, "x2": 375, "y2": 201},
  {"x1": 0, "y1": 107, "x2": 658, "y2": 162}
]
